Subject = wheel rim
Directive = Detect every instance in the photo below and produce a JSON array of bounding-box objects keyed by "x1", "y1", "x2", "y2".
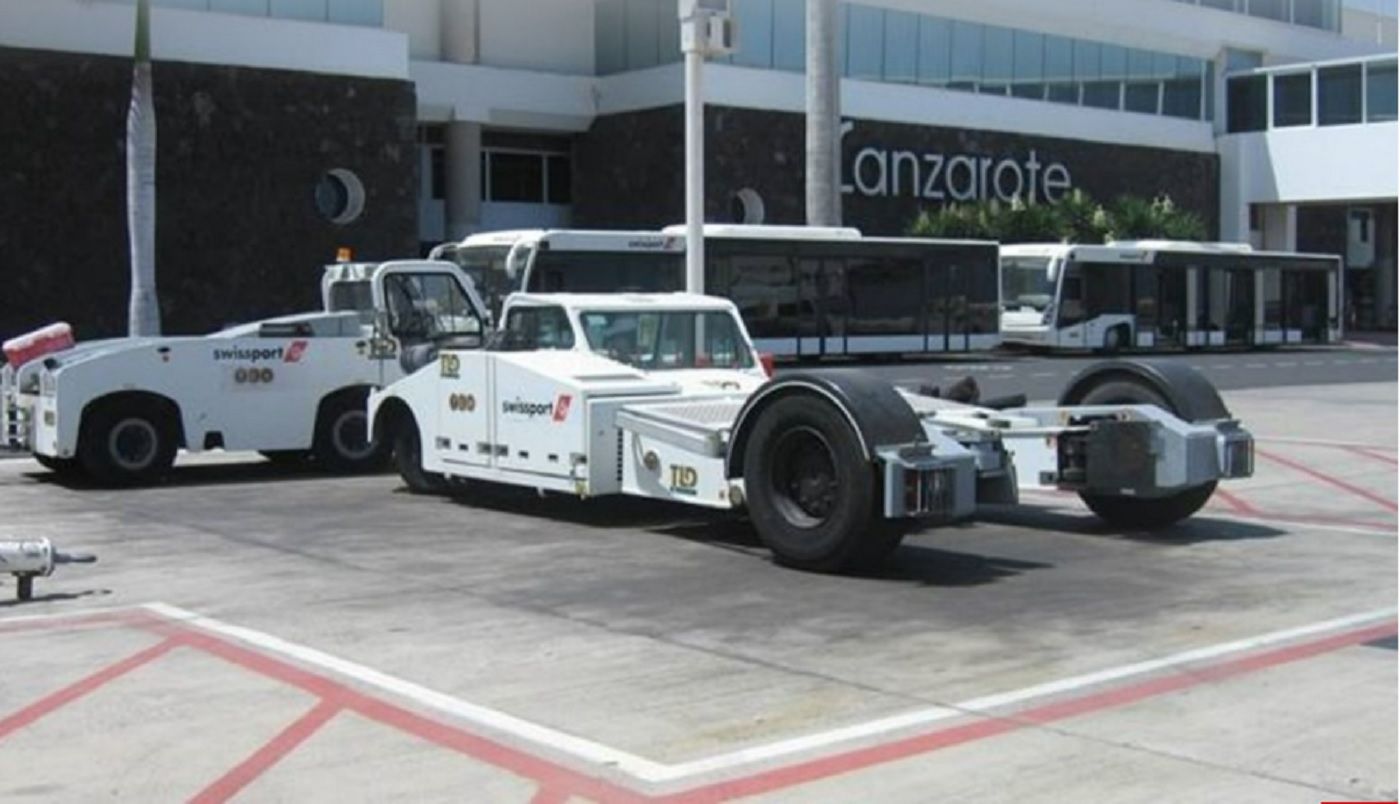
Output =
[
  {"x1": 107, "y1": 418, "x2": 159, "y2": 472},
  {"x1": 331, "y1": 410, "x2": 374, "y2": 461},
  {"x1": 770, "y1": 426, "x2": 840, "y2": 529}
]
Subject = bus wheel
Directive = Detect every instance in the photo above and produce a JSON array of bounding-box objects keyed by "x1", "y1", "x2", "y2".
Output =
[
  {"x1": 1101, "y1": 325, "x2": 1128, "y2": 353},
  {"x1": 314, "y1": 390, "x2": 391, "y2": 473},
  {"x1": 393, "y1": 414, "x2": 448, "y2": 495},
  {"x1": 743, "y1": 395, "x2": 905, "y2": 573}
]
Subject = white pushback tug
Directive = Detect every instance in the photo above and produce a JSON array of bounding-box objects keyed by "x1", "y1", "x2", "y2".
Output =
[
  {"x1": 371, "y1": 291, "x2": 1255, "y2": 574},
  {"x1": 1, "y1": 259, "x2": 489, "y2": 485}
]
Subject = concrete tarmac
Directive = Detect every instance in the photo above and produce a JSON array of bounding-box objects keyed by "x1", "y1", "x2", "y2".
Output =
[{"x1": 0, "y1": 382, "x2": 1393, "y2": 802}]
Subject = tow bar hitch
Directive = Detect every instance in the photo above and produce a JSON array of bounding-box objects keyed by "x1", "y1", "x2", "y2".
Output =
[{"x1": 0, "y1": 539, "x2": 97, "y2": 601}]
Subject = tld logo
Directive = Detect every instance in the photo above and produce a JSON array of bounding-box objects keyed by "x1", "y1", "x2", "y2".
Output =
[{"x1": 283, "y1": 340, "x2": 309, "y2": 363}]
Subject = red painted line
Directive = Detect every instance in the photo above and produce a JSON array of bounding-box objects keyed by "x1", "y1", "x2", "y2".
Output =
[
  {"x1": 1256, "y1": 448, "x2": 1398, "y2": 513},
  {"x1": 0, "y1": 637, "x2": 179, "y2": 740},
  {"x1": 1212, "y1": 488, "x2": 1260, "y2": 515},
  {"x1": 189, "y1": 698, "x2": 343, "y2": 804},
  {"x1": 659, "y1": 621, "x2": 1397, "y2": 803},
  {"x1": 152, "y1": 622, "x2": 644, "y2": 804},
  {"x1": 1344, "y1": 446, "x2": 1400, "y2": 467},
  {"x1": 0, "y1": 609, "x2": 150, "y2": 636},
  {"x1": 529, "y1": 786, "x2": 573, "y2": 804},
  {"x1": 1213, "y1": 509, "x2": 1396, "y2": 534}
]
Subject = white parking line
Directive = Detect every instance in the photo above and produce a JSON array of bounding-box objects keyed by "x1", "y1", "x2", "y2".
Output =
[{"x1": 128, "y1": 603, "x2": 1396, "y2": 784}]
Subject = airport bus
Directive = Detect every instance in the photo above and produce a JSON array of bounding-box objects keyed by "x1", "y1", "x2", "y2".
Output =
[
  {"x1": 431, "y1": 225, "x2": 1002, "y2": 358},
  {"x1": 1000, "y1": 241, "x2": 1342, "y2": 351}
]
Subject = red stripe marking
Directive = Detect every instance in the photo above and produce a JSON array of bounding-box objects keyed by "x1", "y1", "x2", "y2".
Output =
[
  {"x1": 189, "y1": 699, "x2": 342, "y2": 804},
  {"x1": 1212, "y1": 488, "x2": 1260, "y2": 515},
  {"x1": 659, "y1": 621, "x2": 1396, "y2": 802},
  {"x1": 151, "y1": 623, "x2": 643, "y2": 804},
  {"x1": 529, "y1": 786, "x2": 573, "y2": 804},
  {"x1": 0, "y1": 609, "x2": 149, "y2": 636},
  {"x1": 1256, "y1": 448, "x2": 1398, "y2": 513},
  {"x1": 0, "y1": 637, "x2": 178, "y2": 740},
  {"x1": 1344, "y1": 446, "x2": 1400, "y2": 467}
]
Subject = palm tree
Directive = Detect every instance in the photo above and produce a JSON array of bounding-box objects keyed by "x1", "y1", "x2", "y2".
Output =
[
  {"x1": 127, "y1": 0, "x2": 160, "y2": 335},
  {"x1": 805, "y1": 0, "x2": 840, "y2": 227}
]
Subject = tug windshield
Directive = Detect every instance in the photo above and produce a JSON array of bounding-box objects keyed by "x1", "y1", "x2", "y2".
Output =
[{"x1": 579, "y1": 310, "x2": 755, "y2": 371}]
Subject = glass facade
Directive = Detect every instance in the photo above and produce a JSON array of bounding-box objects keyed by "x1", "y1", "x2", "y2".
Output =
[
  {"x1": 1169, "y1": 0, "x2": 1342, "y2": 31},
  {"x1": 1226, "y1": 57, "x2": 1397, "y2": 131},
  {"x1": 102, "y1": 0, "x2": 382, "y2": 26},
  {"x1": 597, "y1": 0, "x2": 1211, "y2": 121}
]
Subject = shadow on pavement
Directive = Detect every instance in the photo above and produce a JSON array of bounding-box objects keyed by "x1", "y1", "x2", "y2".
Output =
[{"x1": 978, "y1": 503, "x2": 1286, "y2": 543}]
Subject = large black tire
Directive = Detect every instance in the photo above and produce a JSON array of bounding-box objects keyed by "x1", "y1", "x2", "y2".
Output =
[
  {"x1": 393, "y1": 415, "x2": 448, "y2": 495},
  {"x1": 313, "y1": 390, "x2": 390, "y2": 473},
  {"x1": 743, "y1": 395, "x2": 905, "y2": 573},
  {"x1": 34, "y1": 453, "x2": 84, "y2": 479},
  {"x1": 259, "y1": 450, "x2": 311, "y2": 467},
  {"x1": 1076, "y1": 378, "x2": 1216, "y2": 529},
  {"x1": 1099, "y1": 325, "x2": 1128, "y2": 354},
  {"x1": 77, "y1": 399, "x2": 178, "y2": 486}
]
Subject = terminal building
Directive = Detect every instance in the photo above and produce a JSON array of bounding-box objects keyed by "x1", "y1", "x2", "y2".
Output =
[{"x1": 1, "y1": 0, "x2": 1396, "y2": 334}]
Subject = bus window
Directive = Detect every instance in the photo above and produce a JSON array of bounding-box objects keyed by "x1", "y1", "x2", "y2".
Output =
[
  {"x1": 498, "y1": 305, "x2": 575, "y2": 351},
  {"x1": 1133, "y1": 265, "x2": 1159, "y2": 329},
  {"x1": 967, "y1": 254, "x2": 999, "y2": 334},
  {"x1": 725, "y1": 254, "x2": 797, "y2": 340},
  {"x1": 446, "y1": 246, "x2": 517, "y2": 319},
  {"x1": 1083, "y1": 262, "x2": 1133, "y2": 318},
  {"x1": 1001, "y1": 257, "x2": 1055, "y2": 313},
  {"x1": 846, "y1": 256, "x2": 920, "y2": 335},
  {"x1": 1057, "y1": 266, "x2": 1085, "y2": 327},
  {"x1": 529, "y1": 252, "x2": 684, "y2": 294},
  {"x1": 1262, "y1": 268, "x2": 1282, "y2": 328}
]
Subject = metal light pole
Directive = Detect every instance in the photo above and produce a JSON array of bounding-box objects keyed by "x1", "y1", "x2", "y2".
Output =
[
  {"x1": 805, "y1": 0, "x2": 840, "y2": 227},
  {"x1": 678, "y1": 1, "x2": 734, "y2": 294}
]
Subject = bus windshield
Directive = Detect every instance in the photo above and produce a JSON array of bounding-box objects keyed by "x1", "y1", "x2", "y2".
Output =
[
  {"x1": 442, "y1": 245, "x2": 523, "y2": 320},
  {"x1": 578, "y1": 310, "x2": 755, "y2": 371},
  {"x1": 1001, "y1": 257, "x2": 1056, "y2": 312}
]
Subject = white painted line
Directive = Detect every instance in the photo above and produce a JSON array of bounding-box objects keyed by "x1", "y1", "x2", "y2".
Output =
[
  {"x1": 140, "y1": 602, "x2": 1395, "y2": 784},
  {"x1": 1213, "y1": 364, "x2": 1234, "y2": 370},
  {"x1": 1245, "y1": 363, "x2": 1269, "y2": 369},
  {"x1": 1275, "y1": 362, "x2": 1298, "y2": 368},
  {"x1": 141, "y1": 602, "x2": 674, "y2": 780}
]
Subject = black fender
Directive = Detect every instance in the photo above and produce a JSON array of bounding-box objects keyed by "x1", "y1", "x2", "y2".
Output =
[
  {"x1": 1057, "y1": 359, "x2": 1230, "y2": 422},
  {"x1": 725, "y1": 370, "x2": 925, "y2": 478}
]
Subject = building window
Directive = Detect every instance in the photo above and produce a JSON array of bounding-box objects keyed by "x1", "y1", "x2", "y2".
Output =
[
  {"x1": 882, "y1": 10, "x2": 919, "y2": 84},
  {"x1": 1246, "y1": 0, "x2": 1289, "y2": 22},
  {"x1": 482, "y1": 148, "x2": 571, "y2": 206},
  {"x1": 1227, "y1": 75, "x2": 1268, "y2": 132},
  {"x1": 1318, "y1": 64, "x2": 1363, "y2": 126},
  {"x1": 1367, "y1": 61, "x2": 1398, "y2": 123},
  {"x1": 845, "y1": 4, "x2": 884, "y2": 80},
  {"x1": 772, "y1": 0, "x2": 804, "y2": 72},
  {"x1": 733, "y1": 0, "x2": 774, "y2": 70},
  {"x1": 1273, "y1": 72, "x2": 1312, "y2": 127},
  {"x1": 916, "y1": 16, "x2": 951, "y2": 86}
]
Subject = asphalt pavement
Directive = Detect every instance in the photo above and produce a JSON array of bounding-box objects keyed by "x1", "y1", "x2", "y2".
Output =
[
  {"x1": 788, "y1": 344, "x2": 1399, "y2": 402},
  {"x1": 0, "y1": 380, "x2": 1393, "y2": 802}
]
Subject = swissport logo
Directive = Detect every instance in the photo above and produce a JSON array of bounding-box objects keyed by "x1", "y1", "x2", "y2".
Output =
[
  {"x1": 552, "y1": 394, "x2": 572, "y2": 422},
  {"x1": 213, "y1": 340, "x2": 310, "y2": 364},
  {"x1": 501, "y1": 393, "x2": 573, "y2": 422},
  {"x1": 283, "y1": 340, "x2": 308, "y2": 363}
]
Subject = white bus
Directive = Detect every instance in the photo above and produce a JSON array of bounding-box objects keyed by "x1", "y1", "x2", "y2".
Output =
[
  {"x1": 432, "y1": 225, "x2": 1002, "y2": 358},
  {"x1": 1000, "y1": 241, "x2": 1343, "y2": 351}
]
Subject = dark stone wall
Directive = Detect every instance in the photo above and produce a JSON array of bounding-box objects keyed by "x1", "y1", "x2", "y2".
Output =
[
  {"x1": 0, "y1": 46, "x2": 417, "y2": 340},
  {"x1": 574, "y1": 104, "x2": 1220, "y2": 238}
]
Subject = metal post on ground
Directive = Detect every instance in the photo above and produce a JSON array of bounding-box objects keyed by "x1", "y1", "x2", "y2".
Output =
[{"x1": 678, "y1": 1, "x2": 735, "y2": 296}]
